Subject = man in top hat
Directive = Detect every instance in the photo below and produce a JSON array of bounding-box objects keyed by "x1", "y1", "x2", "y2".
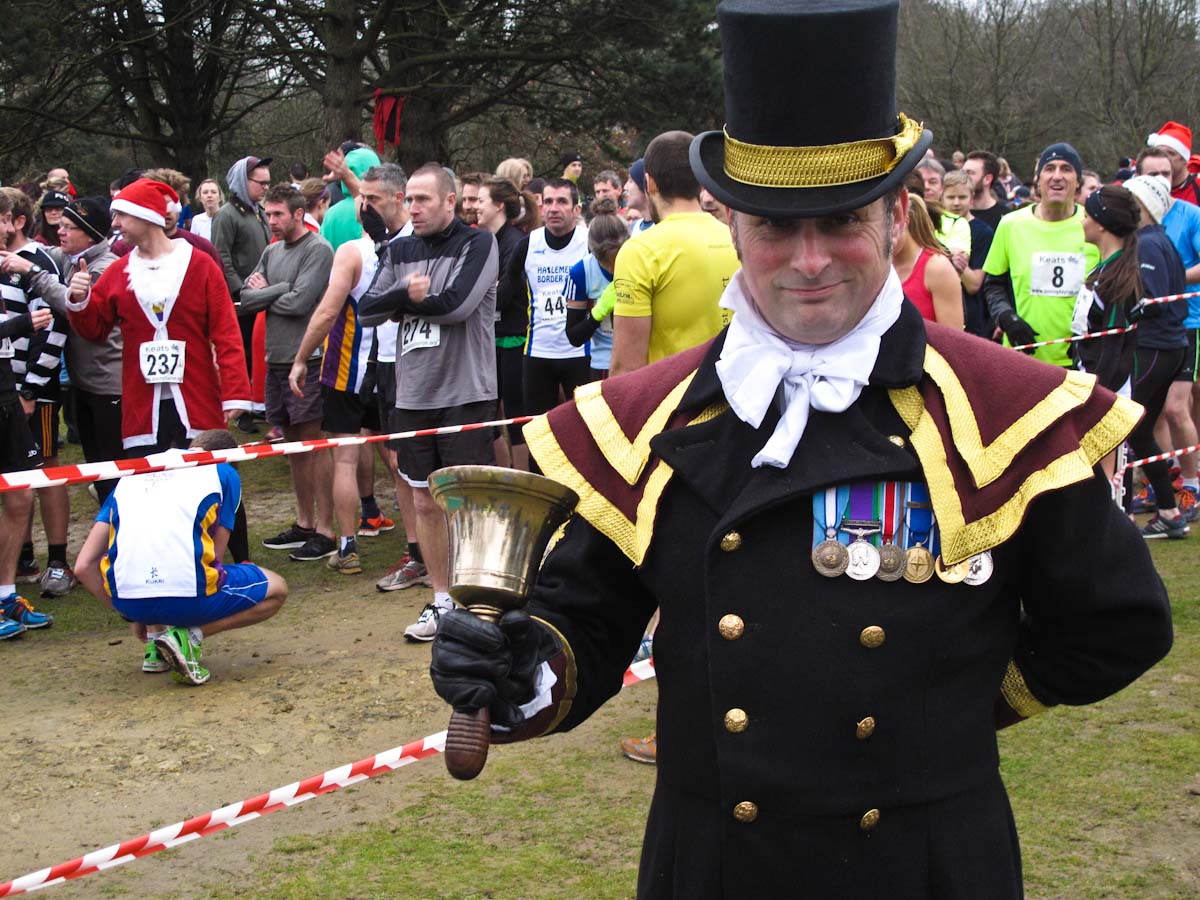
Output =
[
  {"x1": 1147, "y1": 121, "x2": 1200, "y2": 206},
  {"x1": 66, "y1": 178, "x2": 251, "y2": 454},
  {"x1": 428, "y1": 2, "x2": 1172, "y2": 897}
]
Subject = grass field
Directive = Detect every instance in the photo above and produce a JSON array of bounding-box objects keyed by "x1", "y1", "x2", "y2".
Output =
[{"x1": 10, "y1": 442, "x2": 1198, "y2": 899}]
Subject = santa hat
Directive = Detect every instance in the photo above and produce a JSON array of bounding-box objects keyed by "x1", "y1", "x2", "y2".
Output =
[
  {"x1": 110, "y1": 178, "x2": 180, "y2": 227},
  {"x1": 1147, "y1": 121, "x2": 1193, "y2": 161},
  {"x1": 1190, "y1": 154, "x2": 1200, "y2": 175}
]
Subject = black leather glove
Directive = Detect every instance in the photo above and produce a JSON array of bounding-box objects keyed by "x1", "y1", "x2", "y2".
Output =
[
  {"x1": 360, "y1": 201, "x2": 389, "y2": 243},
  {"x1": 997, "y1": 309, "x2": 1038, "y2": 352},
  {"x1": 431, "y1": 609, "x2": 557, "y2": 728}
]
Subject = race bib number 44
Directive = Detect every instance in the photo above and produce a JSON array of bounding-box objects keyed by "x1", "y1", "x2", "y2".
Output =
[
  {"x1": 139, "y1": 339, "x2": 186, "y2": 384},
  {"x1": 400, "y1": 316, "x2": 440, "y2": 355},
  {"x1": 539, "y1": 293, "x2": 568, "y2": 322},
  {"x1": 1030, "y1": 252, "x2": 1086, "y2": 297}
]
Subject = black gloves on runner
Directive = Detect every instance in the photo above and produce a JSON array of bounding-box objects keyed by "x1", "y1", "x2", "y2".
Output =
[
  {"x1": 997, "y1": 309, "x2": 1037, "y2": 352},
  {"x1": 360, "y1": 202, "x2": 389, "y2": 243},
  {"x1": 431, "y1": 609, "x2": 559, "y2": 728}
]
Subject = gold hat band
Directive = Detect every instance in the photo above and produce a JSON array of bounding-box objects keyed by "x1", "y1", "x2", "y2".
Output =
[{"x1": 723, "y1": 113, "x2": 923, "y2": 189}]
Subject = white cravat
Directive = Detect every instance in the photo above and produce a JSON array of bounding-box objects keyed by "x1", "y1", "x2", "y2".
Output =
[{"x1": 716, "y1": 268, "x2": 904, "y2": 469}]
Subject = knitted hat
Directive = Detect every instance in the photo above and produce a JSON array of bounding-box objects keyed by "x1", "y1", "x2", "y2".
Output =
[
  {"x1": 63, "y1": 196, "x2": 112, "y2": 243},
  {"x1": 1147, "y1": 121, "x2": 1192, "y2": 161},
  {"x1": 1123, "y1": 175, "x2": 1171, "y2": 224},
  {"x1": 628, "y1": 158, "x2": 647, "y2": 194},
  {"x1": 1036, "y1": 142, "x2": 1082, "y2": 179},
  {"x1": 110, "y1": 178, "x2": 179, "y2": 227},
  {"x1": 40, "y1": 190, "x2": 71, "y2": 210}
]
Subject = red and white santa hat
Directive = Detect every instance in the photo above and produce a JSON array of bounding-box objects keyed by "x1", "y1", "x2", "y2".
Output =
[
  {"x1": 1147, "y1": 121, "x2": 1193, "y2": 161},
  {"x1": 110, "y1": 178, "x2": 181, "y2": 227}
]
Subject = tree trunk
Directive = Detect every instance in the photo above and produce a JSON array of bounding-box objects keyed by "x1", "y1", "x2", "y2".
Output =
[
  {"x1": 321, "y1": 0, "x2": 367, "y2": 148},
  {"x1": 394, "y1": 94, "x2": 451, "y2": 171}
]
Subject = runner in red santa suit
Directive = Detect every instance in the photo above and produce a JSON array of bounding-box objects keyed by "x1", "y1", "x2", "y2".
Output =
[{"x1": 67, "y1": 179, "x2": 251, "y2": 453}]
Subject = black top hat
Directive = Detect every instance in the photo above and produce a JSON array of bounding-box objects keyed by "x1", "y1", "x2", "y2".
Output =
[{"x1": 691, "y1": 0, "x2": 932, "y2": 218}]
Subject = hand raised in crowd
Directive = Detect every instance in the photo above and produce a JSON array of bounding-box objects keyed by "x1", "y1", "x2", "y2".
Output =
[
  {"x1": 322, "y1": 148, "x2": 349, "y2": 185},
  {"x1": 0, "y1": 250, "x2": 33, "y2": 275},
  {"x1": 405, "y1": 273, "x2": 431, "y2": 303},
  {"x1": 68, "y1": 259, "x2": 91, "y2": 301},
  {"x1": 245, "y1": 272, "x2": 268, "y2": 290}
]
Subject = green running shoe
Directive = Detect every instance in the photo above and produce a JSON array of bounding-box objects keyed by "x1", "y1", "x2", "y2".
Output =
[
  {"x1": 154, "y1": 627, "x2": 210, "y2": 685},
  {"x1": 142, "y1": 639, "x2": 170, "y2": 673}
]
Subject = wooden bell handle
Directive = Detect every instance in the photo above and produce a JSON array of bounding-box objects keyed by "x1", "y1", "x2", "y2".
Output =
[{"x1": 445, "y1": 706, "x2": 491, "y2": 780}]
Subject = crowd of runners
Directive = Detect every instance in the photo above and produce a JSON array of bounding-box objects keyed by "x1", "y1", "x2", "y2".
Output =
[{"x1": 0, "y1": 119, "x2": 1196, "y2": 709}]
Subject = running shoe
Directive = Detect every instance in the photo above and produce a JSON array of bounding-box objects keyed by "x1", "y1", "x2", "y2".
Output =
[
  {"x1": 0, "y1": 615, "x2": 25, "y2": 641},
  {"x1": 1140, "y1": 514, "x2": 1189, "y2": 540},
  {"x1": 142, "y1": 640, "x2": 170, "y2": 673},
  {"x1": 620, "y1": 733, "x2": 658, "y2": 765},
  {"x1": 39, "y1": 563, "x2": 78, "y2": 598},
  {"x1": 262, "y1": 523, "x2": 315, "y2": 550},
  {"x1": 376, "y1": 555, "x2": 431, "y2": 592},
  {"x1": 1130, "y1": 485, "x2": 1156, "y2": 514},
  {"x1": 0, "y1": 594, "x2": 53, "y2": 629},
  {"x1": 403, "y1": 602, "x2": 450, "y2": 642},
  {"x1": 15, "y1": 559, "x2": 40, "y2": 584},
  {"x1": 154, "y1": 627, "x2": 210, "y2": 685},
  {"x1": 1176, "y1": 486, "x2": 1199, "y2": 524},
  {"x1": 357, "y1": 514, "x2": 396, "y2": 537},
  {"x1": 234, "y1": 412, "x2": 258, "y2": 434},
  {"x1": 289, "y1": 532, "x2": 337, "y2": 561},
  {"x1": 264, "y1": 426, "x2": 284, "y2": 442},
  {"x1": 326, "y1": 550, "x2": 362, "y2": 575}
]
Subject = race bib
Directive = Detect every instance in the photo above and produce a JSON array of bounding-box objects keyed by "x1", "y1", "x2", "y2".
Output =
[
  {"x1": 537, "y1": 292, "x2": 569, "y2": 323},
  {"x1": 0, "y1": 337, "x2": 12, "y2": 359},
  {"x1": 1030, "y1": 252, "x2": 1085, "y2": 297},
  {"x1": 1070, "y1": 284, "x2": 1095, "y2": 337},
  {"x1": 400, "y1": 316, "x2": 440, "y2": 355},
  {"x1": 138, "y1": 339, "x2": 186, "y2": 384}
]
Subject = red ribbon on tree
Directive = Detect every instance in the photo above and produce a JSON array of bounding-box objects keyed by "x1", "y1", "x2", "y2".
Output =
[{"x1": 373, "y1": 90, "x2": 407, "y2": 155}]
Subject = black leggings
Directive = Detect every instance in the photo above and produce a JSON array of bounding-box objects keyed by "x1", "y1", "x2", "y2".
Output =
[
  {"x1": 1125, "y1": 346, "x2": 1185, "y2": 512},
  {"x1": 75, "y1": 389, "x2": 124, "y2": 503},
  {"x1": 496, "y1": 344, "x2": 527, "y2": 444},
  {"x1": 522, "y1": 355, "x2": 593, "y2": 417}
]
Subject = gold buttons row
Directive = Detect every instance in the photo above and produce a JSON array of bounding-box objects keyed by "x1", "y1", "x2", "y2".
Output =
[
  {"x1": 859, "y1": 625, "x2": 885, "y2": 648},
  {"x1": 724, "y1": 708, "x2": 748, "y2": 733},
  {"x1": 730, "y1": 802, "x2": 881, "y2": 831},
  {"x1": 720, "y1": 530, "x2": 742, "y2": 552},
  {"x1": 718, "y1": 613, "x2": 744, "y2": 640}
]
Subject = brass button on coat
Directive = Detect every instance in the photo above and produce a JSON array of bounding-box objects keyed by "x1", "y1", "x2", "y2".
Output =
[
  {"x1": 733, "y1": 801, "x2": 759, "y2": 823},
  {"x1": 856, "y1": 716, "x2": 876, "y2": 739},
  {"x1": 860, "y1": 808, "x2": 881, "y2": 831},
  {"x1": 720, "y1": 531, "x2": 743, "y2": 552},
  {"x1": 724, "y1": 708, "x2": 749, "y2": 733},
  {"x1": 888, "y1": 434, "x2": 906, "y2": 448},
  {"x1": 718, "y1": 614, "x2": 745, "y2": 640},
  {"x1": 859, "y1": 625, "x2": 886, "y2": 648}
]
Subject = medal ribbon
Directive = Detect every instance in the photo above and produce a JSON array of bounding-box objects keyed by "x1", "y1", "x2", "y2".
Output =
[
  {"x1": 843, "y1": 482, "x2": 881, "y2": 543},
  {"x1": 812, "y1": 485, "x2": 851, "y2": 550},
  {"x1": 904, "y1": 481, "x2": 933, "y2": 549},
  {"x1": 878, "y1": 481, "x2": 900, "y2": 545}
]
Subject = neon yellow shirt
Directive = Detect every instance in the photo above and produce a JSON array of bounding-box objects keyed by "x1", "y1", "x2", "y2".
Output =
[
  {"x1": 613, "y1": 212, "x2": 740, "y2": 363},
  {"x1": 983, "y1": 204, "x2": 1100, "y2": 367},
  {"x1": 935, "y1": 212, "x2": 971, "y2": 254}
]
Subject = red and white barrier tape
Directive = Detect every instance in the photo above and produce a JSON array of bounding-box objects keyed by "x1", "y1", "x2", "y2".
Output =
[
  {"x1": 1123, "y1": 443, "x2": 1200, "y2": 472},
  {"x1": 1010, "y1": 324, "x2": 1135, "y2": 352},
  {"x1": 1138, "y1": 289, "x2": 1200, "y2": 306},
  {"x1": 0, "y1": 658, "x2": 657, "y2": 896},
  {"x1": 0, "y1": 416, "x2": 535, "y2": 493}
]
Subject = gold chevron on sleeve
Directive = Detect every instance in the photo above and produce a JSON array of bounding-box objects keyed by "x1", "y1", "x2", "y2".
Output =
[
  {"x1": 889, "y1": 384, "x2": 1143, "y2": 566},
  {"x1": 574, "y1": 373, "x2": 698, "y2": 486},
  {"x1": 924, "y1": 347, "x2": 1095, "y2": 489},
  {"x1": 1000, "y1": 660, "x2": 1050, "y2": 719}
]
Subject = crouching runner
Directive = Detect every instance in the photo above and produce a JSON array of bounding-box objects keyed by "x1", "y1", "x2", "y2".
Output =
[{"x1": 74, "y1": 429, "x2": 286, "y2": 684}]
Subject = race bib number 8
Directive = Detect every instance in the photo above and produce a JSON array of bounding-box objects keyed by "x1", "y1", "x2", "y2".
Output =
[
  {"x1": 400, "y1": 316, "x2": 440, "y2": 355},
  {"x1": 1030, "y1": 252, "x2": 1085, "y2": 297},
  {"x1": 139, "y1": 339, "x2": 186, "y2": 384}
]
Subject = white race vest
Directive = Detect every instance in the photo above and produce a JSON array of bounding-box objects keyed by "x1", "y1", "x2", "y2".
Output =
[{"x1": 524, "y1": 225, "x2": 589, "y2": 359}]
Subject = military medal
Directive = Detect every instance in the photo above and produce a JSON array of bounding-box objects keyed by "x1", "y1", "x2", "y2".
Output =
[
  {"x1": 875, "y1": 481, "x2": 905, "y2": 581},
  {"x1": 903, "y1": 482, "x2": 935, "y2": 584},
  {"x1": 841, "y1": 484, "x2": 881, "y2": 580},
  {"x1": 935, "y1": 556, "x2": 971, "y2": 584},
  {"x1": 964, "y1": 550, "x2": 994, "y2": 586},
  {"x1": 811, "y1": 486, "x2": 850, "y2": 577}
]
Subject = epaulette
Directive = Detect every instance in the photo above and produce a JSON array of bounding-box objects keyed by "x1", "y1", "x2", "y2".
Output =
[
  {"x1": 890, "y1": 324, "x2": 1142, "y2": 565},
  {"x1": 524, "y1": 341, "x2": 725, "y2": 565}
]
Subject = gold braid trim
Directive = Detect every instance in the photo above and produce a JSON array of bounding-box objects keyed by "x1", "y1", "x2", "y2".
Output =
[
  {"x1": 890, "y1": 384, "x2": 1143, "y2": 565},
  {"x1": 529, "y1": 616, "x2": 577, "y2": 737},
  {"x1": 723, "y1": 114, "x2": 923, "y2": 188},
  {"x1": 574, "y1": 373, "x2": 698, "y2": 486},
  {"x1": 924, "y1": 347, "x2": 1095, "y2": 488},
  {"x1": 1001, "y1": 660, "x2": 1050, "y2": 719}
]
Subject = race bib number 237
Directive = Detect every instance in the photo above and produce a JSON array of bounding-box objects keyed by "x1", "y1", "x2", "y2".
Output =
[{"x1": 138, "y1": 339, "x2": 186, "y2": 384}]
